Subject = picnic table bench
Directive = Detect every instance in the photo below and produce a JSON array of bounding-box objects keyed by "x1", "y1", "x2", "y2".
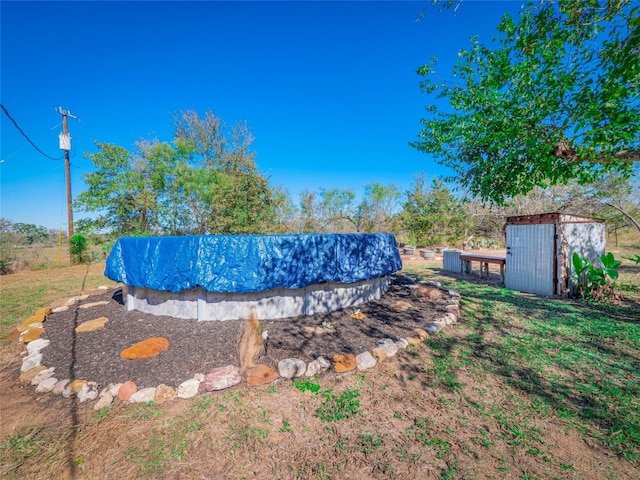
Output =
[{"x1": 460, "y1": 253, "x2": 506, "y2": 282}]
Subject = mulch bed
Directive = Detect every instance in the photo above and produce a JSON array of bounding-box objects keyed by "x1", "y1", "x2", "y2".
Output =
[{"x1": 41, "y1": 276, "x2": 449, "y2": 389}]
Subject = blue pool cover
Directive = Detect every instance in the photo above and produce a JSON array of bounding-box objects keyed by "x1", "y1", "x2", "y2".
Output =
[{"x1": 105, "y1": 233, "x2": 402, "y2": 294}]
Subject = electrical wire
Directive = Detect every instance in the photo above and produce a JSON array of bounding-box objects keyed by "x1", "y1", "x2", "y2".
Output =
[{"x1": 0, "y1": 103, "x2": 64, "y2": 161}]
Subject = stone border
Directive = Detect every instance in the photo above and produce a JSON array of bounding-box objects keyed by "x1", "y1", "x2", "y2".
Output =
[{"x1": 15, "y1": 276, "x2": 462, "y2": 409}]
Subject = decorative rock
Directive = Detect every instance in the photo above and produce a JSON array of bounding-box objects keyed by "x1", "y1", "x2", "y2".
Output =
[
  {"x1": 94, "y1": 391, "x2": 114, "y2": 410},
  {"x1": 246, "y1": 364, "x2": 279, "y2": 386},
  {"x1": 75, "y1": 317, "x2": 109, "y2": 333},
  {"x1": 17, "y1": 307, "x2": 51, "y2": 332},
  {"x1": 35, "y1": 377, "x2": 58, "y2": 393},
  {"x1": 19, "y1": 365, "x2": 47, "y2": 384},
  {"x1": 445, "y1": 305, "x2": 460, "y2": 317},
  {"x1": 448, "y1": 298, "x2": 459, "y2": 305},
  {"x1": 26, "y1": 338, "x2": 50, "y2": 355},
  {"x1": 395, "y1": 338, "x2": 409, "y2": 349},
  {"x1": 356, "y1": 351, "x2": 377, "y2": 371},
  {"x1": 129, "y1": 387, "x2": 157, "y2": 403},
  {"x1": 371, "y1": 347, "x2": 388, "y2": 362},
  {"x1": 389, "y1": 301, "x2": 412, "y2": 312},
  {"x1": 414, "y1": 329, "x2": 429, "y2": 341},
  {"x1": 79, "y1": 301, "x2": 109, "y2": 309},
  {"x1": 350, "y1": 310, "x2": 366, "y2": 320},
  {"x1": 21, "y1": 327, "x2": 45, "y2": 343},
  {"x1": 154, "y1": 384, "x2": 177, "y2": 403},
  {"x1": 448, "y1": 289, "x2": 460, "y2": 297},
  {"x1": 53, "y1": 379, "x2": 70, "y2": 395},
  {"x1": 377, "y1": 339, "x2": 399, "y2": 357},
  {"x1": 412, "y1": 286, "x2": 444, "y2": 300},
  {"x1": 193, "y1": 373, "x2": 205, "y2": 382},
  {"x1": 21, "y1": 353, "x2": 43, "y2": 372},
  {"x1": 52, "y1": 306, "x2": 69, "y2": 313},
  {"x1": 78, "y1": 381, "x2": 99, "y2": 402},
  {"x1": 305, "y1": 356, "x2": 331, "y2": 377},
  {"x1": 424, "y1": 323, "x2": 444, "y2": 335},
  {"x1": 31, "y1": 367, "x2": 56, "y2": 385},
  {"x1": 63, "y1": 379, "x2": 87, "y2": 398},
  {"x1": 278, "y1": 358, "x2": 307, "y2": 379},
  {"x1": 445, "y1": 313, "x2": 457, "y2": 325},
  {"x1": 405, "y1": 336, "x2": 423, "y2": 345},
  {"x1": 302, "y1": 325, "x2": 335, "y2": 335},
  {"x1": 118, "y1": 381, "x2": 138, "y2": 401},
  {"x1": 177, "y1": 378, "x2": 201, "y2": 399},
  {"x1": 102, "y1": 383, "x2": 123, "y2": 398},
  {"x1": 331, "y1": 353, "x2": 357, "y2": 373},
  {"x1": 203, "y1": 365, "x2": 242, "y2": 391},
  {"x1": 120, "y1": 337, "x2": 170, "y2": 360}
]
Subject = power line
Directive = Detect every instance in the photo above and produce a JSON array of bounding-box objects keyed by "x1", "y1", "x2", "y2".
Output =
[{"x1": 0, "y1": 103, "x2": 64, "y2": 161}]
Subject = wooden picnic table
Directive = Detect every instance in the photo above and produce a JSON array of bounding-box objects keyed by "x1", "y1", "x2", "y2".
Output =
[{"x1": 460, "y1": 253, "x2": 506, "y2": 282}]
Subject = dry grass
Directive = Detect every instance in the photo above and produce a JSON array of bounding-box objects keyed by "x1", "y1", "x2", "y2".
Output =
[{"x1": 237, "y1": 311, "x2": 265, "y2": 371}]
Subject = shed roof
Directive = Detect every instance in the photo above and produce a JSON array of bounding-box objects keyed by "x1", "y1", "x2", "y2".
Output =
[{"x1": 505, "y1": 212, "x2": 604, "y2": 226}]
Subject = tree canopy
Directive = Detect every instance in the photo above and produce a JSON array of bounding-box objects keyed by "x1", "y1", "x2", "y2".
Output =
[
  {"x1": 412, "y1": 0, "x2": 639, "y2": 204},
  {"x1": 400, "y1": 175, "x2": 466, "y2": 247},
  {"x1": 75, "y1": 110, "x2": 279, "y2": 236}
]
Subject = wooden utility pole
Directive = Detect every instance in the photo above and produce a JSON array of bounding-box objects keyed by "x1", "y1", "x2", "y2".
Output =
[
  {"x1": 61, "y1": 111, "x2": 74, "y2": 238},
  {"x1": 56, "y1": 107, "x2": 77, "y2": 261}
]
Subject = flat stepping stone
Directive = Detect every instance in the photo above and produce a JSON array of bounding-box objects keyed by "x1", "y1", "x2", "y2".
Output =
[
  {"x1": 302, "y1": 325, "x2": 335, "y2": 335},
  {"x1": 246, "y1": 364, "x2": 279, "y2": 386},
  {"x1": 17, "y1": 307, "x2": 51, "y2": 332},
  {"x1": 75, "y1": 317, "x2": 109, "y2": 333},
  {"x1": 79, "y1": 301, "x2": 109, "y2": 309},
  {"x1": 389, "y1": 300, "x2": 412, "y2": 312},
  {"x1": 120, "y1": 337, "x2": 170, "y2": 360}
]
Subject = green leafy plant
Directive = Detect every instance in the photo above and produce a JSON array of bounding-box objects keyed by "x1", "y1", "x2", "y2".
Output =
[
  {"x1": 571, "y1": 252, "x2": 621, "y2": 302},
  {"x1": 292, "y1": 377, "x2": 321, "y2": 393},
  {"x1": 69, "y1": 233, "x2": 89, "y2": 264},
  {"x1": 314, "y1": 387, "x2": 361, "y2": 422}
]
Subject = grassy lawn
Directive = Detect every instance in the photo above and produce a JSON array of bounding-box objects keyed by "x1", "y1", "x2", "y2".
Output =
[{"x1": 1, "y1": 251, "x2": 639, "y2": 479}]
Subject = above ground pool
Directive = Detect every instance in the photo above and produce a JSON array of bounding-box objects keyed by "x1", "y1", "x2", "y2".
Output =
[{"x1": 105, "y1": 233, "x2": 402, "y2": 321}]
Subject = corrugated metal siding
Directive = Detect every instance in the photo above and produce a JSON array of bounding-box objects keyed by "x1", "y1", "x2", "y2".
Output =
[
  {"x1": 443, "y1": 250, "x2": 462, "y2": 273},
  {"x1": 562, "y1": 222, "x2": 606, "y2": 295},
  {"x1": 505, "y1": 224, "x2": 555, "y2": 296}
]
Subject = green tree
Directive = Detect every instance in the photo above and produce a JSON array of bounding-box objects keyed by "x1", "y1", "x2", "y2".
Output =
[
  {"x1": 400, "y1": 175, "x2": 466, "y2": 246},
  {"x1": 296, "y1": 183, "x2": 401, "y2": 233},
  {"x1": 76, "y1": 141, "x2": 178, "y2": 236},
  {"x1": 12, "y1": 223, "x2": 50, "y2": 245},
  {"x1": 172, "y1": 110, "x2": 277, "y2": 234},
  {"x1": 76, "y1": 110, "x2": 278, "y2": 235},
  {"x1": 586, "y1": 169, "x2": 640, "y2": 233},
  {"x1": 412, "y1": 0, "x2": 639, "y2": 204},
  {"x1": 358, "y1": 182, "x2": 402, "y2": 233}
]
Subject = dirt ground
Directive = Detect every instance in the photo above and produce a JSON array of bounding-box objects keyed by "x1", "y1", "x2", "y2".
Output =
[{"x1": 2, "y1": 251, "x2": 638, "y2": 480}]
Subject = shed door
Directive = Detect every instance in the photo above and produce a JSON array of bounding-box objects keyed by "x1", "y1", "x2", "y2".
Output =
[{"x1": 505, "y1": 224, "x2": 555, "y2": 296}]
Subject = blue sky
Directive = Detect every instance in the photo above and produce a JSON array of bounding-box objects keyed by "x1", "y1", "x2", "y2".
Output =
[{"x1": 1, "y1": 0, "x2": 522, "y2": 230}]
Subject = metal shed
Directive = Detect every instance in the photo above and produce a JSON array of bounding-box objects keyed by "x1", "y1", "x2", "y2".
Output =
[{"x1": 505, "y1": 213, "x2": 605, "y2": 297}]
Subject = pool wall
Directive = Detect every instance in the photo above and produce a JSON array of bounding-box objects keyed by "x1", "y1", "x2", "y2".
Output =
[{"x1": 125, "y1": 276, "x2": 392, "y2": 321}]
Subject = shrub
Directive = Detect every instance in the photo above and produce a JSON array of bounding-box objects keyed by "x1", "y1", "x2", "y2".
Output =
[{"x1": 70, "y1": 234, "x2": 89, "y2": 264}]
